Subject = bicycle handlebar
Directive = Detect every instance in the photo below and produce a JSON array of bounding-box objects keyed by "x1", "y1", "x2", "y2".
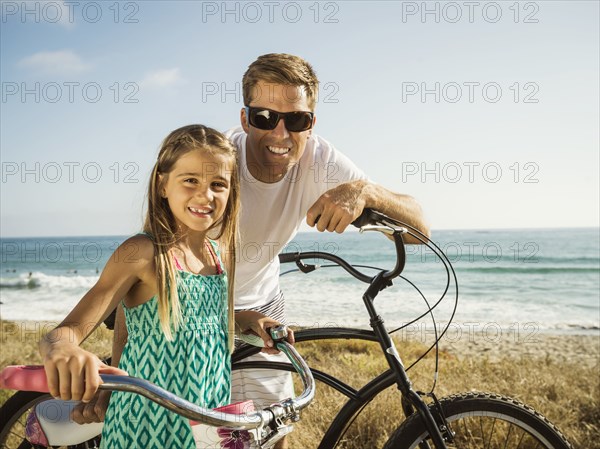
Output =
[
  {"x1": 279, "y1": 209, "x2": 409, "y2": 283},
  {"x1": 98, "y1": 337, "x2": 312, "y2": 429},
  {"x1": 0, "y1": 327, "x2": 315, "y2": 431}
]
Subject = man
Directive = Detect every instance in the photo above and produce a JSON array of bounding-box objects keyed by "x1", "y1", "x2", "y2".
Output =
[{"x1": 227, "y1": 53, "x2": 429, "y2": 449}]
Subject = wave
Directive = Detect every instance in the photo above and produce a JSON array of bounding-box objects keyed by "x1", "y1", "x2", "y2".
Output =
[
  {"x1": 0, "y1": 272, "x2": 97, "y2": 291},
  {"x1": 460, "y1": 266, "x2": 600, "y2": 275},
  {"x1": 0, "y1": 278, "x2": 41, "y2": 289},
  {"x1": 532, "y1": 256, "x2": 599, "y2": 264}
]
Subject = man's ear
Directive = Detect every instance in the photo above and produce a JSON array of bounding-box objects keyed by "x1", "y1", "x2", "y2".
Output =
[
  {"x1": 309, "y1": 115, "x2": 317, "y2": 136},
  {"x1": 241, "y1": 108, "x2": 250, "y2": 133}
]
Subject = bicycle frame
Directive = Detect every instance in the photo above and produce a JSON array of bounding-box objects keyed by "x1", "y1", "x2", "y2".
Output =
[
  {"x1": 234, "y1": 223, "x2": 449, "y2": 449},
  {"x1": 235, "y1": 328, "x2": 446, "y2": 449}
]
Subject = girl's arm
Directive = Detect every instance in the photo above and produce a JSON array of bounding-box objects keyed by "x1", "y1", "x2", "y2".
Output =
[
  {"x1": 71, "y1": 304, "x2": 128, "y2": 424},
  {"x1": 235, "y1": 310, "x2": 295, "y2": 355},
  {"x1": 39, "y1": 235, "x2": 154, "y2": 403}
]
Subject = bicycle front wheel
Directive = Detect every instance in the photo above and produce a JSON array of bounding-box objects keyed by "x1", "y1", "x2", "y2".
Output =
[
  {"x1": 1, "y1": 390, "x2": 50, "y2": 449},
  {"x1": 383, "y1": 392, "x2": 572, "y2": 449}
]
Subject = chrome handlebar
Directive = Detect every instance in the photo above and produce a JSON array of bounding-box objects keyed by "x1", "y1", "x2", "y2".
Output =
[{"x1": 97, "y1": 326, "x2": 314, "y2": 430}]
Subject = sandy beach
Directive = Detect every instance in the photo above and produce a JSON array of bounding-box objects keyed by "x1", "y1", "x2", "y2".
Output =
[{"x1": 435, "y1": 332, "x2": 600, "y2": 369}]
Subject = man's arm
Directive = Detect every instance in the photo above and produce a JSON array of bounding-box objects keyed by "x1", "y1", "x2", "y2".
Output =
[{"x1": 306, "y1": 179, "x2": 429, "y2": 244}]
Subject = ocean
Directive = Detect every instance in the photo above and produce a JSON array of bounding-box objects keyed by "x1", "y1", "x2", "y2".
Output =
[{"x1": 1, "y1": 229, "x2": 598, "y2": 335}]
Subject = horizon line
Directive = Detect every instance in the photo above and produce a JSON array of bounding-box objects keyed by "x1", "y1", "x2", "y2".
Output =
[{"x1": 1, "y1": 225, "x2": 599, "y2": 240}]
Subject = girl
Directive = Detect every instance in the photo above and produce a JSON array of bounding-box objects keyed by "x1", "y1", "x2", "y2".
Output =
[{"x1": 39, "y1": 124, "x2": 283, "y2": 449}]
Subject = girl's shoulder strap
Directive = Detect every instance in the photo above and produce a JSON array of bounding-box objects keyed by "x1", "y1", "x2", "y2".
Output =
[
  {"x1": 207, "y1": 238, "x2": 219, "y2": 253},
  {"x1": 206, "y1": 239, "x2": 224, "y2": 275}
]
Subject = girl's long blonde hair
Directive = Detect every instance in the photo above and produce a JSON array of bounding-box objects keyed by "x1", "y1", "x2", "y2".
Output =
[{"x1": 143, "y1": 124, "x2": 239, "y2": 350}]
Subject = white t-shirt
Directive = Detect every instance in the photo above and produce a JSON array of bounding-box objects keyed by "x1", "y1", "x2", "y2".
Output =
[{"x1": 225, "y1": 127, "x2": 367, "y2": 310}]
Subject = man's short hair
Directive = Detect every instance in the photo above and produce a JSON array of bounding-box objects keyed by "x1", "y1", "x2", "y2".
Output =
[{"x1": 243, "y1": 53, "x2": 319, "y2": 110}]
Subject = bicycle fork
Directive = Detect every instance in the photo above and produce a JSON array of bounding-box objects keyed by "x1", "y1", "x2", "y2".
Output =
[{"x1": 363, "y1": 272, "x2": 449, "y2": 449}]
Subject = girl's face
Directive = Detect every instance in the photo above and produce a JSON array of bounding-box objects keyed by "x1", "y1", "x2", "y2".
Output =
[{"x1": 161, "y1": 150, "x2": 233, "y2": 234}]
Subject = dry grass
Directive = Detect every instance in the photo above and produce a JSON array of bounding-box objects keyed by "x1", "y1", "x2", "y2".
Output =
[
  {"x1": 287, "y1": 338, "x2": 599, "y2": 449},
  {"x1": 1, "y1": 320, "x2": 598, "y2": 449}
]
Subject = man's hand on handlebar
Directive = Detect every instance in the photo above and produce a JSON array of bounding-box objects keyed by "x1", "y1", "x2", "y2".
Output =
[
  {"x1": 306, "y1": 180, "x2": 430, "y2": 243},
  {"x1": 306, "y1": 181, "x2": 367, "y2": 233},
  {"x1": 235, "y1": 311, "x2": 295, "y2": 355}
]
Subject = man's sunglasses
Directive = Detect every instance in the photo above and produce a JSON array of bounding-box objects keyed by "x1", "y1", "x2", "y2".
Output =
[{"x1": 245, "y1": 106, "x2": 314, "y2": 132}]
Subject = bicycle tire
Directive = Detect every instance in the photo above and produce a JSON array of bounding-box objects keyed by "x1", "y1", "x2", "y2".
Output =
[
  {"x1": 0, "y1": 391, "x2": 101, "y2": 449},
  {"x1": 383, "y1": 392, "x2": 573, "y2": 449},
  {"x1": 1, "y1": 390, "x2": 49, "y2": 449}
]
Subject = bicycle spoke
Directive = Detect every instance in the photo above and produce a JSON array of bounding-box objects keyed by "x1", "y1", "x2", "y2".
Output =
[
  {"x1": 7, "y1": 424, "x2": 24, "y2": 438},
  {"x1": 8, "y1": 421, "x2": 25, "y2": 437},
  {"x1": 485, "y1": 417, "x2": 498, "y2": 449},
  {"x1": 503, "y1": 423, "x2": 513, "y2": 449},
  {"x1": 438, "y1": 415, "x2": 555, "y2": 449},
  {"x1": 16, "y1": 441, "x2": 33, "y2": 449},
  {"x1": 460, "y1": 417, "x2": 470, "y2": 444},
  {"x1": 3, "y1": 405, "x2": 33, "y2": 449},
  {"x1": 516, "y1": 429, "x2": 526, "y2": 449}
]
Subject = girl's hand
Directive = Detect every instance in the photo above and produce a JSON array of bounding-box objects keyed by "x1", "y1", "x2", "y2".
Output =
[
  {"x1": 71, "y1": 390, "x2": 111, "y2": 423},
  {"x1": 70, "y1": 365, "x2": 128, "y2": 423},
  {"x1": 42, "y1": 340, "x2": 125, "y2": 403},
  {"x1": 235, "y1": 311, "x2": 295, "y2": 355}
]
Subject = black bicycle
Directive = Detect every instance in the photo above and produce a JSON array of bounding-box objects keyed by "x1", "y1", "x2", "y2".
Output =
[{"x1": 0, "y1": 209, "x2": 573, "y2": 449}]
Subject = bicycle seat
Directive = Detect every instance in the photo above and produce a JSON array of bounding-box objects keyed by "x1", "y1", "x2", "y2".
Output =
[{"x1": 26, "y1": 400, "x2": 103, "y2": 447}]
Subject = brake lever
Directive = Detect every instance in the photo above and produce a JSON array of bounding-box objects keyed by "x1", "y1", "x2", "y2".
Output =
[
  {"x1": 269, "y1": 325, "x2": 289, "y2": 342},
  {"x1": 238, "y1": 332, "x2": 265, "y2": 347},
  {"x1": 238, "y1": 325, "x2": 290, "y2": 348},
  {"x1": 296, "y1": 259, "x2": 320, "y2": 273}
]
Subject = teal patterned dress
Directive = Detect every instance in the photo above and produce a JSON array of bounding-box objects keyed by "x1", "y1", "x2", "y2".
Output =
[{"x1": 100, "y1": 240, "x2": 231, "y2": 449}]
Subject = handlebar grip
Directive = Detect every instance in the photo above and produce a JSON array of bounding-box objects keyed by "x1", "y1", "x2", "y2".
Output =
[
  {"x1": 0, "y1": 365, "x2": 50, "y2": 393},
  {"x1": 279, "y1": 252, "x2": 299, "y2": 264},
  {"x1": 0, "y1": 365, "x2": 129, "y2": 394},
  {"x1": 351, "y1": 208, "x2": 380, "y2": 228}
]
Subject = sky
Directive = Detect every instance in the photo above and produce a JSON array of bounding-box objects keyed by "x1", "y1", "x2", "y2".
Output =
[{"x1": 1, "y1": 0, "x2": 599, "y2": 237}]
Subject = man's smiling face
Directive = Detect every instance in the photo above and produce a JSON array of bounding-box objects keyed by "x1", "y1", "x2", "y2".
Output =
[{"x1": 241, "y1": 81, "x2": 316, "y2": 183}]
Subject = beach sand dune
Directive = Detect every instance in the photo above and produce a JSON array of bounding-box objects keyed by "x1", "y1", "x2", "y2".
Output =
[{"x1": 437, "y1": 332, "x2": 600, "y2": 369}]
